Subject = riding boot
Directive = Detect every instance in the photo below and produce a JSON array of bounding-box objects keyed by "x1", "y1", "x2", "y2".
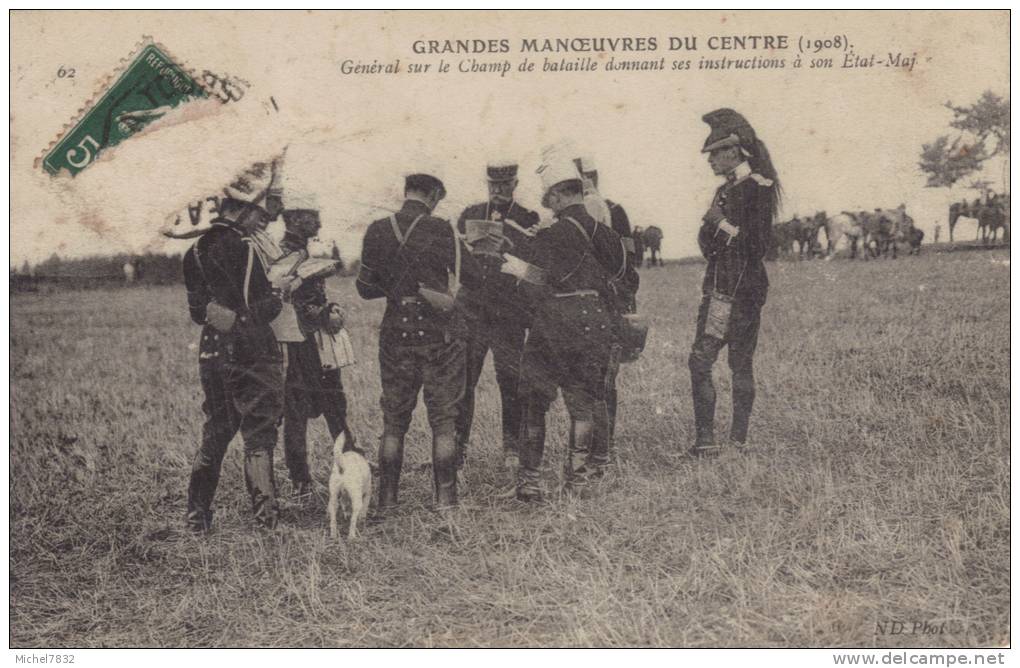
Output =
[
  {"x1": 564, "y1": 419, "x2": 594, "y2": 492},
  {"x1": 587, "y1": 397, "x2": 613, "y2": 476},
  {"x1": 186, "y1": 463, "x2": 219, "y2": 531},
  {"x1": 243, "y1": 450, "x2": 279, "y2": 529},
  {"x1": 730, "y1": 375, "x2": 756, "y2": 446},
  {"x1": 432, "y1": 432, "x2": 459, "y2": 510},
  {"x1": 690, "y1": 367, "x2": 718, "y2": 455},
  {"x1": 377, "y1": 433, "x2": 404, "y2": 515},
  {"x1": 516, "y1": 402, "x2": 546, "y2": 502}
]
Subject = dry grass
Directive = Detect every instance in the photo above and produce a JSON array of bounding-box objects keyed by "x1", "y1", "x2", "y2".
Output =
[{"x1": 9, "y1": 249, "x2": 1009, "y2": 647}]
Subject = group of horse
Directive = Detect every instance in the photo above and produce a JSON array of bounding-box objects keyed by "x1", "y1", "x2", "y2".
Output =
[
  {"x1": 773, "y1": 206, "x2": 925, "y2": 261},
  {"x1": 948, "y1": 194, "x2": 1010, "y2": 244}
]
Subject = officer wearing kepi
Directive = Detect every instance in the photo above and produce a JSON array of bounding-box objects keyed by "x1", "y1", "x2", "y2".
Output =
[
  {"x1": 574, "y1": 155, "x2": 640, "y2": 474},
  {"x1": 510, "y1": 155, "x2": 628, "y2": 500},
  {"x1": 183, "y1": 162, "x2": 285, "y2": 530},
  {"x1": 278, "y1": 193, "x2": 353, "y2": 498},
  {"x1": 356, "y1": 172, "x2": 480, "y2": 516},
  {"x1": 688, "y1": 109, "x2": 781, "y2": 456},
  {"x1": 455, "y1": 161, "x2": 540, "y2": 470}
]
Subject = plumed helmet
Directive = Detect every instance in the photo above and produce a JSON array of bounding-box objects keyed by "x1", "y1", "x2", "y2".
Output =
[{"x1": 701, "y1": 108, "x2": 757, "y2": 153}]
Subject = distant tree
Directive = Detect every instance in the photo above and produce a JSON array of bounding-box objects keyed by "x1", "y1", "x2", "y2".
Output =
[{"x1": 920, "y1": 91, "x2": 1010, "y2": 191}]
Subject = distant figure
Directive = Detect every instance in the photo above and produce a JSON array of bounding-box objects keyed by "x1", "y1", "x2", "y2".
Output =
[
  {"x1": 331, "y1": 241, "x2": 341, "y2": 261},
  {"x1": 122, "y1": 260, "x2": 136, "y2": 284},
  {"x1": 632, "y1": 225, "x2": 646, "y2": 267},
  {"x1": 934, "y1": 223, "x2": 941, "y2": 244}
]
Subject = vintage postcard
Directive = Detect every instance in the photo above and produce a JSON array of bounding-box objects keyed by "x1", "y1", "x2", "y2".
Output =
[{"x1": 8, "y1": 10, "x2": 1010, "y2": 653}]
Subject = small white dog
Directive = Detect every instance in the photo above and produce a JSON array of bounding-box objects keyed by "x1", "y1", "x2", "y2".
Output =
[{"x1": 327, "y1": 431, "x2": 372, "y2": 540}]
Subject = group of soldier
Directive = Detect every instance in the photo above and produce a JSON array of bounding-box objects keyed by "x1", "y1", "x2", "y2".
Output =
[{"x1": 179, "y1": 107, "x2": 781, "y2": 530}]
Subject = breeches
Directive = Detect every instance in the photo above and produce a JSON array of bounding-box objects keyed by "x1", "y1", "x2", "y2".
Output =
[
  {"x1": 521, "y1": 333, "x2": 612, "y2": 423},
  {"x1": 195, "y1": 354, "x2": 284, "y2": 470},
  {"x1": 457, "y1": 312, "x2": 528, "y2": 447},
  {"x1": 688, "y1": 295, "x2": 762, "y2": 381},
  {"x1": 379, "y1": 338, "x2": 466, "y2": 438}
]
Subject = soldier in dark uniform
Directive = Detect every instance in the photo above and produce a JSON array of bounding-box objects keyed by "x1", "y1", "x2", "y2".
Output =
[
  {"x1": 278, "y1": 200, "x2": 352, "y2": 498},
  {"x1": 576, "y1": 157, "x2": 640, "y2": 474},
  {"x1": 455, "y1": 162, "x2": 540, "y2": 470},
  {"x1": 688, "y1": 108, "x2": 781, "y2": 456},
  {"x1": 512, "y1": 157, "x2": 628, "y2": 500},
  {"x1": 356, "y1": 173, "x2": 481, "y2": 515},
  {"x1": 183, "y1": 186, "x2": 284, "y2": 530}
]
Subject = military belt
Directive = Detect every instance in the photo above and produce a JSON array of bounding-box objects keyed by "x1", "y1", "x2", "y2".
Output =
[{"x1": 553, "y1": 289, "x2": 600, "y2": 299}]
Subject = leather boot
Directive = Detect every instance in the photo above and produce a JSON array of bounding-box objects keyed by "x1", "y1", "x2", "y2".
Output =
[
  {"x1": 432, "y1": 432, "x2": 458, "y2": 509},
  {"x1": 377, "y1": 433, "x2": 404, "y2": 516},
  {"x1": 564, "y1": 419, "x2": 594, "y2": 492},
  {"x1": 587, "y1": 397, "x2": 613, "y2": 477},
  {"x1": 186, "y1": 464, "x2": 218, "y2": 532},
  {"x1": 243, "y1": 450, "x2": 279, "y2": 529},
  {"x1": 516, "y1": 399, "x2": 546, "y2": 501},
  {"x1": 730, "y1": 372, "x2": 756, "y2": 447},
  {"x1": 689, "y1": 363, "x2": 719, "y2": 456}
]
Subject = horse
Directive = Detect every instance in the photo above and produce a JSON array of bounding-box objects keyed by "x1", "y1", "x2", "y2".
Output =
[
  {"x1": 642, "y1": 226, "x2": 664, "y2": 267},
  {"x1": 770, "y1": 220, "x2": 795, "y2": 259},
  {"x1": 822, "y1": 212, "x2": 866, "y2": 260},
  {"x1": 881, "y1": 205, "x2": 916, "y2": 258},
  {"x1": 948, "y1": 201, "x2": 966, "y2": 243},
  {"x1": 978, "y1": 201, "x2": 1008, "y2": 245},
  {"x1": 787, "y1": 214, "x2": 824, "y2": 259},
  {"x1": 906, "y1": 227, "x2": 924, "y2": 255}
]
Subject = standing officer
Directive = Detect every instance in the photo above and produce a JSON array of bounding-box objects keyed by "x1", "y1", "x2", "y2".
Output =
[
  {"x1": 511, "y1": 156, "x2": 628, "y2": 500},
  {"x1": 455, "y1": 161, "x2": 540, "y2": 470},
  {"x1": 689, "y1": 109, "x2": 781, "y2": 456},
  {"x1": 278, "y1": 193, "x2": 352, "y2": 498},
  {"x1": 356, "y1": 173, "x2": 480, "y2": 516},
  {"x1": 183, "y1": 165, "x2": 284, "y2": 530},
  {"x1": 575, "y1": 156, "x2": 640, "y2": 474}
]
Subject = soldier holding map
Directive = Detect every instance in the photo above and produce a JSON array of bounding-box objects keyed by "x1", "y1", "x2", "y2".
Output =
[{"x1": 455, "y1": 161, "x2": 541, "y2": 470}]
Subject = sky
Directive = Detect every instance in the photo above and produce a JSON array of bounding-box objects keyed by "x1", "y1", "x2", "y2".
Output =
[{"x1": 10, "y1": 10, "x2": 1009, "y2": 266}]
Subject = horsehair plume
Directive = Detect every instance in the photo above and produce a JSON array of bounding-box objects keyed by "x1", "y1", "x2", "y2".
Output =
[{"x1": 750, "y1": 138, "x2": 782, "y2": 224}]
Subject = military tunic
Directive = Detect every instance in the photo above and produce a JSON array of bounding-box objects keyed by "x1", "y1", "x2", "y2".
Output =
[
  {"x1": 454, "y1": 199, "x2": 540, "y2": 462},
  {"x1": 278, "y1": 231, "x2": 351, "y2": 485},
  {"x1": 356, "y1": 199, "x2": 481, "y2": 438},
  {"x1": 689, "y1": 163, "x2": 773, "y2": 446},
  {"x1": 518, "y1": 203, "x2": 627, "y2": 479},
  {"x1": 183, "y1": 220, "x2": 284, "y2": 529}
]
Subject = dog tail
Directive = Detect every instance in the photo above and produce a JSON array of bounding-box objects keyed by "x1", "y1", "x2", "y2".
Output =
[{"x1": 340, "y1": 429, "x2": 366, "y2": 456}]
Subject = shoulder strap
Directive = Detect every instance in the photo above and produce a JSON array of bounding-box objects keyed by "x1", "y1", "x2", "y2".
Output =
[
  {"x1": 565, "y1": 215, "x2": 626, "y2": 281},
  {"x1": 564, "y1": 216, "x2": 591, "y2": 243},
  {"x1": 449, "y1": 219, "x2": 461, "y2": 295},
  {"x1": 389, "y1": 213, "x2": 426, "y2": 251}
]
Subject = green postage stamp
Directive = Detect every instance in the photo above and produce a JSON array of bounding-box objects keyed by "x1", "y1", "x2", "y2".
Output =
[{"x1": 40, "y1": 42, "x2": 206, "y2": 176}]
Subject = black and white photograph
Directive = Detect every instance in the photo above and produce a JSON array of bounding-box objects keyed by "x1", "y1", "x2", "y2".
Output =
[{"x1": 8, "y1": 9, "x2": 1011, "y2": 655}]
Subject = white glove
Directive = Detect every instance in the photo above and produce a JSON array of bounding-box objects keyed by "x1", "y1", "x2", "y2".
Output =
[
  {"x1": 205, "y1": 302, "x2": 236, "y2": 332},
  {"x1": 717, "y1": 220, "x2": 740, "y2": 239},
  {"x1": 500, "y1": 254, "x2": 528, "y2": 279}
]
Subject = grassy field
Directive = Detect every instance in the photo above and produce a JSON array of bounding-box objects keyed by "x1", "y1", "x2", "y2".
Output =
[{"x1": 9, "y1": 248, "x2": 1010, "y2": 648}]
